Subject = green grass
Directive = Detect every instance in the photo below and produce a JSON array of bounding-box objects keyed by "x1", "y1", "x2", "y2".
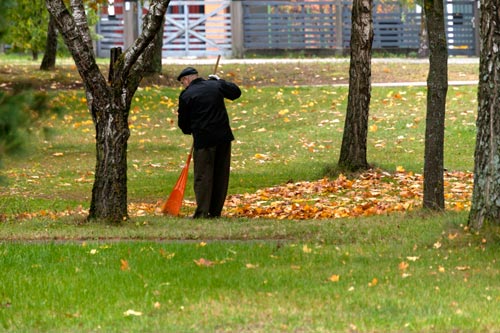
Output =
[
  {"x1": 1, "y1": 213, "x2": 500, "y2": 332},
  {"x1": 0, "y1": 58, "x2": 492, "y2": 332},
  {"x1": 1, "y1": 84, "x2": 477, "y2": 215}
]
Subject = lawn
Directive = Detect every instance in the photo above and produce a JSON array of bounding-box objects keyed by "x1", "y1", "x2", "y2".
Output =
[{"x1": 1, "y1": 56, "x2": 498, "y2": 332}]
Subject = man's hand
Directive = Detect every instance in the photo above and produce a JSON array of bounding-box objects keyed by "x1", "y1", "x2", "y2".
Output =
[{"x1": 208, "y1": 74, "x2": 220, "y2": 80}]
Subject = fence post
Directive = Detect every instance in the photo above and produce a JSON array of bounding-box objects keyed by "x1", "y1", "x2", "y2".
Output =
[
  {"x1": 335, "y1": 1, "x2": 344, "y2": 51},
  {"x1": 124, "y1": 0, "x2": 139, "y2": 50},
  {"x1": 473, "y1": 0, "x2": 479, "y2": 56},
  {"x1": 231, "y1": 0, "x2": 244, "y2": 58}
]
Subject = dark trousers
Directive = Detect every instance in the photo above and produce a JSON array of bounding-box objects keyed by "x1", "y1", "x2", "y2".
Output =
[{"x1": 192, "y1": 141, "x2": 231, "y2": 218}]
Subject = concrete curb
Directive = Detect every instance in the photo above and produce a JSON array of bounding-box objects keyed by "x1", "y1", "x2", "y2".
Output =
[{"x1": 163, "y1": 57, "x2": 479, "y2": 65}]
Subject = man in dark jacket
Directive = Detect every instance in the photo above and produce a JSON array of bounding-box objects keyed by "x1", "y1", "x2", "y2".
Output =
[{"x1": 177, "y1": 66, "x2": 241, "y2": 219}]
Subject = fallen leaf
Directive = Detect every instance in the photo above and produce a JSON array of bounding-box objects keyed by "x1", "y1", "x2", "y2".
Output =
[
  {"x1": 123, "y1": 309, "x2": 142, "y2": 316},
  {"x1": 120, "y1": 259, "x2": 130, "y2": 271},
  {"x1": 399, "y1": 261, "x2": 409, "y2": 271},
  {"x1": 194, "y1": 258, "x2": 214, "y2": 267},
  {"x1": 329, "y1": 274, "x2": 340, "y2": 282},
  {"x1": 455, "y1": 266, "x2": 470, "y2": 271}
]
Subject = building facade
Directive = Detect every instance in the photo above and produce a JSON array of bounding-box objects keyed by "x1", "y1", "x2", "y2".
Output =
[{"x1": 96, "y1": 0, "x2": 479, "y2": 58}]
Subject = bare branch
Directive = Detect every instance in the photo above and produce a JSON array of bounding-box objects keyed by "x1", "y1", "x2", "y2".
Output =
[
  {"x1": 120, "y1": 0, "x2": 170, "y2": 79},
  {"x1": 45, "y1": 0, "x2": 106, "y2": 95}
]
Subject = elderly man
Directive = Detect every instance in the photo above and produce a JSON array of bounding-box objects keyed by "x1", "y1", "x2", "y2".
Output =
[{"x1": 176, "y1": 67, "x2": 242, "y2": 219}]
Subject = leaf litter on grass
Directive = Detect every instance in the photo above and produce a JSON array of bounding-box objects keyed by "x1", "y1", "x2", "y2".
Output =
[
  {"x1": 224, "y1": 168, "x2": 473, "y2": 219},
  {"x1": 3, "y1": 168, "x2": 473, "y2": 222}
]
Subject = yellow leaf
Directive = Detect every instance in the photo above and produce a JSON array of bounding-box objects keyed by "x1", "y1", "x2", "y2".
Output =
[
  {"x1": 246, "y1": 263, "x2": 258, "y2": 269},
  {"x1": 455, "y1": 266, "x2": 470, "y2": 271},
  {"x1": 368, "y1": 277, "x2": 378, "y2": 287},
  {"x1": 159, "y1": 249, "x2": 175, "y2": 260},
  {"x1": 254, "y1": 153, "x2": 269, "y2": 160},
  {"x1": 123, "y1": 309, "x2": 142, "y2": 316},
  {"x1": 329, "y1": 274, "x2": 340, "y2": 282},
  {"x1": 396, "y1": 165, "x2": 405, "y2": 172},
  {"x1": 302, "y1": 244, "x2": 312, "y2": 253}
]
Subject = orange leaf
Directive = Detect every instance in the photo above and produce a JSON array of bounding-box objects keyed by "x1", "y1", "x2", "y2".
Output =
[
  {"x1": 120, "y1": 259, "x2": 130, "y2": 271},
  {"x1": 398, "y1": 261, "x2": 409, "y2": 271},
  {"x1": 194, "y1": 258, "x2": 214, "y2": 267},
  {"x1": 329, "y1": 274, "x2": 340, "y2": 282}
]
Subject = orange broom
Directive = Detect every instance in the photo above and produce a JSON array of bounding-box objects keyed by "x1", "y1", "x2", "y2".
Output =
[
  {"x1": 161, "y1": 55, "x2": 221, "y2": 216},
  {"x1": 161, "y1": 145, "x2": 194, "y2": 216}
]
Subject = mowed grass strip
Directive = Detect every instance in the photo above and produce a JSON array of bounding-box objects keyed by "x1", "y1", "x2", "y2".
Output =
[{"x1": 1, "y1": 213, "x2": 500, "y2": 332}]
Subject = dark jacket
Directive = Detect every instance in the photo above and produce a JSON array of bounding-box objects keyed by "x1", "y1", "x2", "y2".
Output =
[{"x1": 178, "y1": 77, "x2": 241, "y2": 149}]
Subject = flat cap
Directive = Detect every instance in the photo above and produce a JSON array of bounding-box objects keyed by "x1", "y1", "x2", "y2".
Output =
[{"x1": 177, "y1": 67, "x2": 198, "y2": 81}]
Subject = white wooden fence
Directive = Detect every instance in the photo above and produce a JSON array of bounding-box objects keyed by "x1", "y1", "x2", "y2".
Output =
[{"x1": 95, "y1": 0, "x2": 478, "y2": 58}]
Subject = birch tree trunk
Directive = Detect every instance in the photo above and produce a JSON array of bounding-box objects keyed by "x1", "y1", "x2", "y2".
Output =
[
  {"x1": 423, "y1": 0, "x2": 448, "y2": 210},
  {"x1": 45, "y1": 0, "x2": 170, "y2": 223},
  {"x1": 469, "y1": 0, "x2": 500, "y2": 228},
  {"x1": 338, "y1": 0, "x2": 373, "y2": 171}
]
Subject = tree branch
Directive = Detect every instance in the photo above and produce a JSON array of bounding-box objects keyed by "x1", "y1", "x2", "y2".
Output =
[
  {"x1": 120, "y1": 0, "x2": 170, "y2": 80},
  {"x1": 45, "y1": 0, "x2": 107, "y2": 97},
  {"x1": 70, "y1": 0, "x2": 94, "y2": 53}
]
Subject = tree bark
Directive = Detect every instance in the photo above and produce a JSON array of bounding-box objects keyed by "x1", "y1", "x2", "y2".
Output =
[
  {"x1": 40, "y1": 14, "x2": 58, "y2": 71},
  {"x1": 338, "y1": 0, "x2": 373, "y2": 171},
  {"x1": 143, "y1": 15, "x2": 164, "y2": 76},
  {"x1": 422, "y1": 0, "x2": 448, "y2": 210},
  {"x1": 70, "y1": 0, "x2": 94, "y2": 53},
  {"x1": 46, "y1": 0, "x2": 171, "y2": 223},
  {"x1": 468, "y1": 0, "x2": 500, "y2": 228}
]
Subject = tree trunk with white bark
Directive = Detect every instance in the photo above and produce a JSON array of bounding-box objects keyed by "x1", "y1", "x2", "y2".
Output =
[
  {"x1": 45, "y1": 0, "x2": 170, "y2": 223},
  {"x1": 469, "y1": 0, "x2": 500, "y2": 228}
]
